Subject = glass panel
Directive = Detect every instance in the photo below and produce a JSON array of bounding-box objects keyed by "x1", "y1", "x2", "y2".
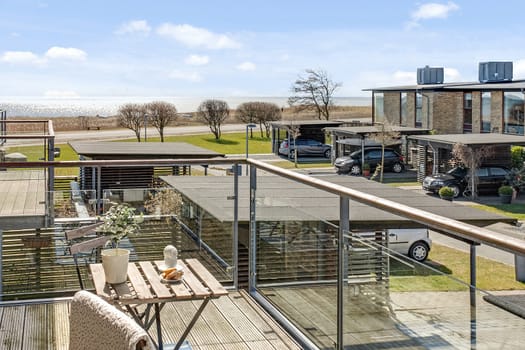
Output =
[
  {"x1": 504, "y1": 91, "x2": 524, "y2": 135},
  {"x1": 374, "y1": 92, "x2": 385, "y2": 123},
  {"x1": 481, "y1": 91, "x2": 491, "y2": 133},
  {"x1": 400, "y1": 92, "x2": 408, "y2": 126},
  {"x1": 416, "y1": 92, "x2": 423, "y2": 127},
  {"x1": 463, "y1": 92, "x2": 473, "y2": 133}
]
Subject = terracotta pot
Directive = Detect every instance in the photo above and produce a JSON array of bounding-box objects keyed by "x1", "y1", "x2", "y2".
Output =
[{"x1": 101, "y1": 248, "x2": 130, "y2": 284}]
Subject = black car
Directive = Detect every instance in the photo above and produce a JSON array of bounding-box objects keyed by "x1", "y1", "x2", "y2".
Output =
[
  {"x1": 422, "y1": 166, "x2": 510, "y2": 198},
  {"x1": 334, "y1": 147, "x2": 405, "y2": 175}
]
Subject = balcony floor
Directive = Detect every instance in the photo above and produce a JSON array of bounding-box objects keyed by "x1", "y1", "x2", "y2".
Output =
[{"x1": 0, "y1": 290, "x2": 301, "y2": 350}]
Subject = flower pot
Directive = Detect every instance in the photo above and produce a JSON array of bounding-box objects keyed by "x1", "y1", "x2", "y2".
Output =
[
  {"x1": 439, "y1": 195, "x2": 453, "y2": 201},
  {"x1": 362, "y1": 169, "x2": 370, "y2": 177},
  {"x1": 500, "y1": 194, "x2": 512, "y2": 204},
  {"x1": 101, "y1": 248, "x2": 130, "y2": 284}
]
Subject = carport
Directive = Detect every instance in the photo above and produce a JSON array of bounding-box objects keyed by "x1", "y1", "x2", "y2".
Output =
[
  {"x1": 325, "y1": 125, "x2": 430, "y2": 165},
  {"x1": 408, "y1": 134, "x2": 525, "y2": 182},
  {"x1": 270, "y1": 120, "x2": 345, "y2": 156}
]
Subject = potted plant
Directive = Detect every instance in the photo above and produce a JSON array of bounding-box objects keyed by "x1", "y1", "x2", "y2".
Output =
[
  {"x1": 362, "y1": 163, "x2": 371, "y2": 177},
  {"x1": 498, "y1": 185, "x2": 513, "y2": 204},
  {"x1": 99, "y1": 203, "x2": 143, "y2": 284},
  {"x1": 438, "y1": 186, "x2": 454, "y2": 201}
]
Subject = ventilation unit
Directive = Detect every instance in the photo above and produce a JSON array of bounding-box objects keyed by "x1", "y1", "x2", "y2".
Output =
[
  {"x1": 479, "y1": 61, "x2": 513, "y2": 83},
  {"x1": 417, "y1": 66, "x2": 444, "y2": 85}
]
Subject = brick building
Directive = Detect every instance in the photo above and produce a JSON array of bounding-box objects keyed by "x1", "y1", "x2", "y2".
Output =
[{"x1": 366, "y1": 62, "x2": 525, "y2": 136}]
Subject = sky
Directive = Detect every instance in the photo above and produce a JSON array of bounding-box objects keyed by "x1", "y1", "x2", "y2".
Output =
[{"x1": 2, "y1": 0, "x2": 525, "y2": 98}]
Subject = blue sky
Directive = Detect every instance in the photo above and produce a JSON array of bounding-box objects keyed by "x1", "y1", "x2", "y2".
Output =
[{"x1": 2, "y1": 0, "x2": 525, "y2": 98}]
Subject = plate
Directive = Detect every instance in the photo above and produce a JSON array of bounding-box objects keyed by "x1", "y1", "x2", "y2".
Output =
[
  {"x1": 159, "y1": 265, "x2": 184, "y2": 283},
  {"x1": 158, "y1": 263, "x2": 183, "y2": 272}
]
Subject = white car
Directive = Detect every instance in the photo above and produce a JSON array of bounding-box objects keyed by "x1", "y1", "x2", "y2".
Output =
[{"x1": 352, "y1": 228, "x2": 432, "y2": 262}]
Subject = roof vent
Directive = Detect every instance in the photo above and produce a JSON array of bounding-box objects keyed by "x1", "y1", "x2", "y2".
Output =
[
  {"x1": 417, "y1": 66, "x2": 444, "y2": 85},
  {"x1": 479, "y1": 61, "x2": 513, "y2": 83}
]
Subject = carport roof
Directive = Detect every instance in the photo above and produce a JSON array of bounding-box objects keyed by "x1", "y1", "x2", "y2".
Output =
[
  {"x1": 408, "y1": 134, "x2": 525, "y2": 149},
  {"x1": 69, "y1": 141, "x2": 225, "y2": 159},
  {"x1": 326, "y1": 125, "x2": 430, "y2": 137},
  {"x1": 160, "y1": 174, "x2": 513, "y2": 228},
  {"x1": 271, "y1": 120, "x2": 344, "y2": 127}
]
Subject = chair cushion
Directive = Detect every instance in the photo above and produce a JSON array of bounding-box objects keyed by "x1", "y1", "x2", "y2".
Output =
[{"x1": 69, "y1": 290, "x2": 153, "y2": 350}]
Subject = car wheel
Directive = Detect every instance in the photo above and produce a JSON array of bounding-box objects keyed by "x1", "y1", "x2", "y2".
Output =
[
  {"x1": 408, "y1": 241, "x2": 429, "y2": 261},
  {"x1": 449, "y1": 185, "x2": 461, "y2": 198},
  {"x1": 350, "y1": 164, "x2": 361, "y2": 175},
  {"x1": 392, "y1": 162, "x2": 404, "y2": 173},
  {"x1": 324, "y1": 149, "x2": 331, "y2": 159}
]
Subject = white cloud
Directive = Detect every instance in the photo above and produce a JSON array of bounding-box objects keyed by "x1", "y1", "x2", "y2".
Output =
[
  {"x1": 512, "y1": 60, "x2": 525, "y2": 79},
  {"x1": 185, "y1": 54, "x2": 209, "y2": 66},
  {"x1": 115, "y1": 20, "x2": 151, "y2": 36},
  {"x1": 45, "y1": 47, "x2": 86, "y2": 60},
  {"x1": 444, "y1": 67, "x2": 461, "y2": 82},
  {"x1": 407, "y1": 2, "x2": 459, "y2": 29},
  {"x1": 392, "y1": 70, "x2": 416, "y2": 85},
  {"x1": 169, "y1": 69, "x2": 202, "y2": 82},
  {"x1": 1, "y1": 51, "x2": 41, "y2": 64},
  {"x1": 43, "y1": 90, "x2": 79, "y2": 98},
  {"x1": 157, "y1": 23, "x2": 240, "y2": 49},
  {"x1": 237, "y1": 61, "x2": 256, "y2": 71}
]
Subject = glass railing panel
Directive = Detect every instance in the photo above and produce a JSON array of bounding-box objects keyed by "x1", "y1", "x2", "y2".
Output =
[{"x1": 253, "y1": 175, "x2": 340, "y2": 349}]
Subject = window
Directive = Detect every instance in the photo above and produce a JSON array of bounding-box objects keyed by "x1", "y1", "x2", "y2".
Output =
[
  {"x1": 374, "y1": 92, "x2": 384, "y2": 123},
  {"x1": 400, "y1": 92, "x2": 408, "y2": 126},
  {"x1": 490, "y1": 167, "x2": 508, "y2": 176},
  {"x1": 504, "y1": 91, "x2": 524, "y2": 135},
  {"x1": 481, "y1": 92, "x2": 491, "y2": 133},
  {"x1": 463, "y1": 92, "x2": 472, "y2": 133},
  {"x1": 415, "y1": 92, "x2": 423, "y2": 127}
]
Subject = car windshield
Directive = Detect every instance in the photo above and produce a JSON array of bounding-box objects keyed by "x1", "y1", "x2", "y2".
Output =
[{"x1": 446, "y1": 167, "x2": 468, "y2": 177}]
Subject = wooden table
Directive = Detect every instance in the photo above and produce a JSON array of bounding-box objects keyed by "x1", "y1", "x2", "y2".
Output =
[{"x1": 89, "y1": 259, "x2": 228, "y2": 350}]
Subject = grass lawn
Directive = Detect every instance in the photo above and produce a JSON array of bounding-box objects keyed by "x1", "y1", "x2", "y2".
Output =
[
  {"x1": 135, "y1": 132, "x2": 272, "y2": 154},
  {"x1": 469, "y1": 203, "x2": 525, "y2": 221},
  {"x1": 390, "y1": 243, "x2": 525, "y2": 292}
]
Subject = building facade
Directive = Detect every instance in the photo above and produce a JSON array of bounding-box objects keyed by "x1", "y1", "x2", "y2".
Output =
[{"x1": 367, "y1": 63, "x2": 525, "y2": 136}]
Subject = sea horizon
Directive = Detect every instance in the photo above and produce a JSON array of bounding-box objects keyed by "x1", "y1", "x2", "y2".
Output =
[{"x1": 0, "y1": 95, "x2": 371, "y2": 118}]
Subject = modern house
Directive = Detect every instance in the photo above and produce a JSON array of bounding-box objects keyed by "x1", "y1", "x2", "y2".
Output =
[{"x1": 366, "y1": 62, "x2": 525, "y2": 136}]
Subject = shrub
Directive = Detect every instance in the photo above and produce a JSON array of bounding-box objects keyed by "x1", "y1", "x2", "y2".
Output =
[
  {"x1": 438, "y1": 186, "x2": 455, "y2": 198},
  {"x1": 511, "y1": 146, "x2": 525, "y2": 169},
  {"x1": 362, "y1": 163, "x2": 371, "y2": 170},
  {"x1": 498, "y1": 185, "x2": 514, "y2": 196}
]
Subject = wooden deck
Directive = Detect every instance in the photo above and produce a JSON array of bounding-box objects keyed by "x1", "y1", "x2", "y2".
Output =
[
  {"x1": 0, "y1": 170, "x2": 46, "y2": 230},
  {"x1": 0, "y1": 290, "x2": 301, "y2": 350}
]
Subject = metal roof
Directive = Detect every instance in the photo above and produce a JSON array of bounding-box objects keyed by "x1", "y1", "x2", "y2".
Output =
[
  {"x1": 69, "y1": 142, "x2": 225, "y2": 159},
  {"x1": 326, "y1": 125, "x2": 430, "y2": 136},
  {"x1": 270, "y1": 120, "x2": 345, "y2": 127},
  {"x1": 160, "y1": 175, "x2": 513, "y2": 228},
  {"x1": 408, "y1": 133, "x2": 525, "y2": 148},
  {"x1": 364, "y1": 79, "x2": 525, "y2": 92}
]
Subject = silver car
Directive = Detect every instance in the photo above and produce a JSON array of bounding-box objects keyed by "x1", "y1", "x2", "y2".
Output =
[
  {"x1": 352, "y1": 228, "x2": 432, "y2": 261},
  {"x1": 279, "y1": 139, "x2": 331, "y2": 159}
]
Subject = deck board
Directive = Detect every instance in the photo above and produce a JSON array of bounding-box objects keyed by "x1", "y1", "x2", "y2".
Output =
[{"x1": 0, "y1": 292, "x2": 300, "y2": 350}]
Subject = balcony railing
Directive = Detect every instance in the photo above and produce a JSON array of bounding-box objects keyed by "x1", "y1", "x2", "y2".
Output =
[{"x1": 0, "y1": 158, "x2": 524, "y2": 349}]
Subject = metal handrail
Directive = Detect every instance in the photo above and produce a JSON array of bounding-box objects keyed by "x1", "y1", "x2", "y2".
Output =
[
  {"x1": 246, "y1": 158, "x2": 525, "y2": 256},
  {"x1": 2, "y1": 157, "x2": 525, "y2": 256}
]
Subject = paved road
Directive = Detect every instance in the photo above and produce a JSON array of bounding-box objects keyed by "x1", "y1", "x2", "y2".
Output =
[{"x1": 6, "y1": 123, "x2": 249, "y2": 146}]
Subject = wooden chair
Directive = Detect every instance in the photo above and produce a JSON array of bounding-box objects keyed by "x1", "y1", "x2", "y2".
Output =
[
  {"x1": 65, "y1": 222, "x2": 108, "y2": 289},
  {"x1": 69, "y1": 290, "x2": 153, "y2": 350}
]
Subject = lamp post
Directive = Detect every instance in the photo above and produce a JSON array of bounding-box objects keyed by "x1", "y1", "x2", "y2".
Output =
[
  {"x1": 143, "y1": 114, "x2": 148, "y2": 142},
  {"x1": 245, "y1": 123, "x2": 256, "y2": 175}
]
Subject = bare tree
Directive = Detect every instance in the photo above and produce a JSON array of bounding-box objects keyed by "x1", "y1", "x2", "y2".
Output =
[
  {"x1": 145, "y1": 101, "x2": 178, "y2": 142},
  {"x1": 288, "y1": 69, "x2": 342, "y2": 120},
  {"x1": 197, "y1": 99, "x2": 229, "y2": 140},
  {"x1": 236, "y1": 102, "x2": 282, "y2": 138},
  {"x1": 452, "y1": 143, "x2": 495, "y2": 199},
  {"x1": 368, "y1": 120, "x2": 400, "y2": 183},
  {"x1": 117, "y1": 103, "x2": 145, "y2": 142}
]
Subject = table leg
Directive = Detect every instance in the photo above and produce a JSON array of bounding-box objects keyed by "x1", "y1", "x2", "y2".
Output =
[
  {"x1": 155, "y1": 303, "x2": 164, "y2": 350},
  {"x1": 174, "y1": 297, "x2": 211, "y2": 350}
]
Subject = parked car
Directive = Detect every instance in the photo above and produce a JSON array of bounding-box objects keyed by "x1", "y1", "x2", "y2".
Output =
[
  {"x1": 278, "y1": 139, "x2": 331, "y2": 159},
  {"x1": 422, "y1": 165, "x2": 510, "y2": 198},
  {"x1": 334, "y1": 147, "x2": 404, "y2": 175},
  {"x1": 354, "y1": 228, "x2": 432, "y2": 261}
]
